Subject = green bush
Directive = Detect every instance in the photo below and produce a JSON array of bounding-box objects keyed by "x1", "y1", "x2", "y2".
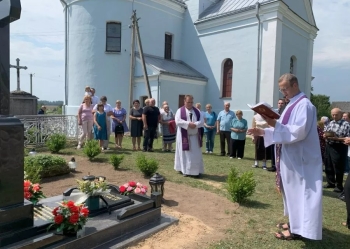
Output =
[
  {"x1": 226, "y1": 168, "x2": 256, "y2": 203},
  {"x1": 46, "y1": 134, "x2": 67, "y2": 153},
  {"x1": 83, "y1": 140, "x2": 101, "y2": 161},
  {"x1": 24, "y1": 155, "x2": 69, "y2": 181},
  {"x1": 136, "y1": 154, "x2": 159, "y2": 177},
  {"x1": 110, "y1": 154, "x2": 124, "y2": 170}
]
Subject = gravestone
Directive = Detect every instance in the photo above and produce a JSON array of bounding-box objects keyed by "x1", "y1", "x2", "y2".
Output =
[{"x1": 0, "y1": 0, "x2": 33, "y2": 239}]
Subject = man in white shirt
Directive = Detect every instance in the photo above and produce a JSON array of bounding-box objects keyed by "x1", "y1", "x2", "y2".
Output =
[
  {"x1": 90, "y1": 88, "x2": 99, "y2": 106},
  {"x1": 93, "y1": 96, "x2": 113, "y2": 150}
]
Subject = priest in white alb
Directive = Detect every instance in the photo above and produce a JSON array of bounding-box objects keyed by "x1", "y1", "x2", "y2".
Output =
[
  {"x1": 248, "y1": 73, "x2": 323, "y2": 240},
  {"x1": 174, "y1": 95, "x2": 204, "y2": 178}
]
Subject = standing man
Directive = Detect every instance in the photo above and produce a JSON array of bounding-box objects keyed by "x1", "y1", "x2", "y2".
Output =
[
  {"x1": 90, "y1": 88, "x2": 99, "y2": 106},
  {"x1": 248, "y1": 73, "x2": 323, "y2": 240},
  {"x1": 93, "y1": 96, "x2": 113, "y2": 150},
  {"x1": 142, "y1": 98, "x2": 160, "y2": 152},
  {"x1": 38, "y1": 105, "x2": 46, "y2": 114},
  {"x1": 323, "y1": 108, "x2": 350, "y2": 192},
  {"x1": 216, "y1": 102, "x2": 236, "y2": 156},
  {"x1": 268, "y1": 98, "x2": 286, "y2": 172},
  {"x1": 174, "y1": 95, "x2": 204, "y2": 178}
]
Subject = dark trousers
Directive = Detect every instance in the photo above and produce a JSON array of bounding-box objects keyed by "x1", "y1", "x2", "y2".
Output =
[
  {"x1": 271, "y1": 144, "x2": 276, "y2": 167},
  {"x1": 219, "y1": 131, "x2": 231, "y2": 155},
  {"x1": 345, "y1": 174, "x2": 350, "y2": 228},
  {"x1": 325, "y1": 143, "x2": 347, "y2": 190},
  {"x1": 143, "y1": 126, "x2": 156, "y2": 150},
  {"x1": 230, "y1": 139, "x2": 246, "y2": 158}
]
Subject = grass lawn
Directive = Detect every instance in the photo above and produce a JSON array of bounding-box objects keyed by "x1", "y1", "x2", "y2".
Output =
[{"x1": 41, "y1": 135, "x2": 349, "y2": 248}]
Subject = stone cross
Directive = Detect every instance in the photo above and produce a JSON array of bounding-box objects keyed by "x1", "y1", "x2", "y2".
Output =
[{"x1": 10, "y1": 58, "x2": 28, "y2": 91}]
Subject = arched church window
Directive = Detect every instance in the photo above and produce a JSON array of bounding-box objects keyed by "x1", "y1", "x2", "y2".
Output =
[{"x1": 222, "y1": 59, "x2": 233, "y2": 98}]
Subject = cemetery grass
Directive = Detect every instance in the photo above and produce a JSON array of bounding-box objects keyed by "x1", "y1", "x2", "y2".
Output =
[{"x1": 39, "y1": 136, "x2": 349, "y2": 249}]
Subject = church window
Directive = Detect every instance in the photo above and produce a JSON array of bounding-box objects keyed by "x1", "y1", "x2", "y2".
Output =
[
  {"x1": 222, "y1": 59, "x2": 233, "y2": 98},
  {"x1": 178, "y1": 95, "x2": 185, "y2": 108},
  {"x1": 106, "y1": 22, "x2": 121, "y2": 52},
  {"x1": 290, "y1": 56, "x2": 297, "y2": 74},
  {"x1": 164, "y1": 33, "x2": 172, "y2": 60}
]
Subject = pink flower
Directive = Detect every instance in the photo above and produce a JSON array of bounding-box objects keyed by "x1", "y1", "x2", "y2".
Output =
[
  {"x1": 127, "y1": 186, "x2": 133, "y2": 192},
  {"x1": 140, "y1": 188, "x2": 146, "y2": 194},
  {"x1": 136, "y1": 182, "x2": 142, "y2": 187},
  {"x1": 123, "y1": 183, "x2": 129, "y2": 188},
  {"x1": 134, "y1": 187, "x2": 141, "y2": 194},
  {"x1": 143, "y1": 186, "x2": 148, "y2": 191},
  {"x1": 32, "y1": 183, "x2": 40, "y2": 193}
]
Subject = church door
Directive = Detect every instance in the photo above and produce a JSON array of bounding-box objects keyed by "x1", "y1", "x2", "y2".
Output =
[{"x1": 178, "y1": 95, "x2": 185, "y2": 108}]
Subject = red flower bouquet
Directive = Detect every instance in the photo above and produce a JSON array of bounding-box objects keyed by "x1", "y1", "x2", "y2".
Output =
[
  {"x1": 24, "y1": 180, "x2": 46, "y2": 205},
  {"x1": 119, "y1": 181, "x2": 148, "y2": 195},
  {"x1": 48, "y1": 200, "x2": 89, "y2": 234}
]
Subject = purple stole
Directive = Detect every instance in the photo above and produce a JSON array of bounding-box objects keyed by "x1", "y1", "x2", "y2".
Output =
[
  {"x1": 275, "y1": 95, "x2": 307, "y2": 193},
  {"x1": 180, "y1": 106, "x2": 202, "y2": 151}
]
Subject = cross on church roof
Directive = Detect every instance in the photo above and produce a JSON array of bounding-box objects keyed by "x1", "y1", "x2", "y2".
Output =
[{"x1": 10, "y1": 58, "x2": 27, "y2": 91}]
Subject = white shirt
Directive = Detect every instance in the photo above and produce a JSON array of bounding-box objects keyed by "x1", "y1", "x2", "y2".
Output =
[{"x1": 91, "y1": 95, "x2": 99, "y2": 106}]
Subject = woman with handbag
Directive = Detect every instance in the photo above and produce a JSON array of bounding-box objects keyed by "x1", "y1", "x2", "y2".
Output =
[{"x1": 112, "y1": 100, "x2": 129, "y2": 149}]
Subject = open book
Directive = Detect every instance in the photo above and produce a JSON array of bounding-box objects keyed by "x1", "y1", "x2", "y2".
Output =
[{"x1": 247, "y1": 102, "x2": 280, "y2": 119}]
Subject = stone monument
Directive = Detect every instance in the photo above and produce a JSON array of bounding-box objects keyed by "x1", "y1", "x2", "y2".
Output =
[{"x1": 0, "y1": 0, "x2": 34, "y2": 245}]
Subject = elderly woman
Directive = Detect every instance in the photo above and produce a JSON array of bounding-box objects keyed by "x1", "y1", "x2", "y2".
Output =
[
  {"x1": 129, "y1": 99, "x2": 143, "y2": 150},
  {"x1": 252, "y1": 113, "x2": 273, "y2": 169},
  {"x1": 203, "y1": 103, "x2": 217, "y2": 154},
  {"x1": 229, "y1": 110, "x2": 248, "y2": 159},
  {"x1": 160, "y1": 105, "x2": 175, "y2": 152},
  {"x1": 77, "y1": 95, "x2": 93, "y2": 149},
  {"x1": 111, "y1": 100, "x2": 129, "y2": 149}
]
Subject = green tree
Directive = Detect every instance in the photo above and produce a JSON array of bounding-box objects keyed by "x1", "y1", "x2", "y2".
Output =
[{"x1": 310, "y1": 94, "x2": 331, "y2": 120}]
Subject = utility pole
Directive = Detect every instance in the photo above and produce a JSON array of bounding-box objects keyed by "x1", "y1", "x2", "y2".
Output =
[
  {"x1": 134, "y1": 12, "x2": 152, "y2": 98},
  {"x1": 30, "y1": 73, "x2": 35, "y2": 94},
  {"x1": 129, "y1": 11, "x2": 136, "y2": 110}
]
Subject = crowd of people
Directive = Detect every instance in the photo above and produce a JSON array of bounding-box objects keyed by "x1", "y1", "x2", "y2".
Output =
[{"x1": 75, "y1": 76, "x2": 349, "y2": 240}]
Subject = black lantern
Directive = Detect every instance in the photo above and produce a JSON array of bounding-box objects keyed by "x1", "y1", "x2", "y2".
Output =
[
  {"x1": 149, "y1": 173, "x2": 165, "y2": 197},
  {"x1": 82, "y1": 172, "x2": 95, "y2": 181}
]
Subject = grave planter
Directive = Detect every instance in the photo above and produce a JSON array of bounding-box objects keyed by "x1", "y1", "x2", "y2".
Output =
[{"x1": 85, "y1": 196, "x2": 100, "y2": 211}]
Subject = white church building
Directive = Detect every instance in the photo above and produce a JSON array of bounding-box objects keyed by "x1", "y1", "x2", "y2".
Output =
[{"x1": 61, "y1": 0, "x2": 318, "y2": 124}]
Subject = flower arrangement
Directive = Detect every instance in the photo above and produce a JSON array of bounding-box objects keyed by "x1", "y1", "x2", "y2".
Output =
[
  {"x1": 76, "y1": 177, "x2": 110, "y2": 196},
  {"x1": 48, "y1": 200, "x2": 89, "y2": 234},
  {"x1": 24, "y1": 180, "x2": 46, "y2": 205},
  {"x1": 119, "y1": 181, "x2": 148, "y2": 195}
]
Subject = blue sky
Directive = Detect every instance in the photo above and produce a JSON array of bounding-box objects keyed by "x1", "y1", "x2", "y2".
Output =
[{"x1": 9, "y1": 0, "x2": 350, "y2": 102}]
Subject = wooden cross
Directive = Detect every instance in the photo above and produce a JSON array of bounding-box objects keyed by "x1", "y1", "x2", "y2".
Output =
[{"x1": 10, "y1": 58, "x2": 27, "y2": 91}]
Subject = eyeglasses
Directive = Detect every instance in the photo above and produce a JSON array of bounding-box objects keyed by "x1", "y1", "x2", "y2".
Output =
[{"x1": 279, "y1": 86, "x2": 291, "y2": 93}]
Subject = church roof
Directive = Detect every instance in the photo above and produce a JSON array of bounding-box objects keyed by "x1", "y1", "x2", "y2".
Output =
[
  {"x1": 136, "y1": 53, "x2": 207, "y2": 80},
  {"x1": 169, "y1": 0, "x2": 186, "y2": 7},
  {"x1": 331, "y1": 102, "x2": 350, "y2": 112},
  {"x1": 198, "y1": 0, "x2": 275, "y2": 22}
]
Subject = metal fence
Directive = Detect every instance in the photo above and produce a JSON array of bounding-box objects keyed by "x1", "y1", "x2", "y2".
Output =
[{"x1": 15, "y1": 115, "x2": 79, "y2": 147}]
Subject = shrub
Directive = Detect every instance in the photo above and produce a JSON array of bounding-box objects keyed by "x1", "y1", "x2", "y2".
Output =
[
  {"x1": 110, "y1": 154, "x2": 124, "y2": 170},
  {"x1": 226, "y1": 168, "x2": 256, "y2": 203},
  {"x1": 46, "y1": 134, "x2": 67, "y2": 153},
  {"x1": 136, "y1": 154, "x2": 159, "y2": 177},
  {"x1": 83, "y1": 140, "x2": 101, "y2": 161},
  {"x1": 24, "y1": 155, "x2": 70, "y2": 181}
]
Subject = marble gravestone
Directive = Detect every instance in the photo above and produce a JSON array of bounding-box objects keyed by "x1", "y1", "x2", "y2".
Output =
[{"x1": 0, "y1": 0, "x2": 34, "y2": 239}]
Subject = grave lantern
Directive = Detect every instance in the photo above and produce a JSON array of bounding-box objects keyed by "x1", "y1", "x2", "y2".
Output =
[
  {"x1": 82, "y1": 173, "x2": 95, "y2": 181},
  {"x1": 68, "y1": 157, "x2": 76, "y2": 171},
  {"x1": 149, "y1": 173, "x2": 165, "y2": 197},
  {"x1": 28, "y1": 148, "x2": 37, "y2": 156}
]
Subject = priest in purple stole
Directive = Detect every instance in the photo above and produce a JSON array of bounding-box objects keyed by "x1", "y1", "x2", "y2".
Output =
[
  {"x1": 248, "y1": 74, "x2": 323, "y2": 241},
  {"x1": 174, "y1": 95, "x2": 204, "y2": 177}
]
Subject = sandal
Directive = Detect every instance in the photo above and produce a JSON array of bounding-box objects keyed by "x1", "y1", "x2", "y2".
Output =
[
  {"x1": 276, "y1": 222, "x2": 290, "y2": 230},
  {"x1": 275, "y1": 230, "x2": 302, "y2": 240}
]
